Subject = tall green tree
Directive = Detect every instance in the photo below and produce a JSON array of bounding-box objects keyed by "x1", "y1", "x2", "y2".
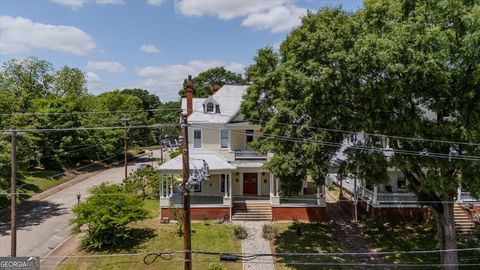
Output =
[
  {"x1": 178, "y1": 67, "x2": 247, "y2": 97},
  {"x1": 242, "y1": 1, "x2": 480, "y2": 269}
]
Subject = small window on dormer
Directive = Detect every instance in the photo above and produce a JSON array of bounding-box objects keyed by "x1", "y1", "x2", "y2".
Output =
[
  {"x1": 215, "y1": 104, "x2": 220, "y2": 114},
  {"x1": 206, "y1": 102, "x2": 214, "y2": 113}
]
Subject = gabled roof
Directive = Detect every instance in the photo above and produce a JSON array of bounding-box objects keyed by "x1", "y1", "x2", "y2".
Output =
[{"x1": 181, "y1": 85, "x2": 249, "y2": 124}]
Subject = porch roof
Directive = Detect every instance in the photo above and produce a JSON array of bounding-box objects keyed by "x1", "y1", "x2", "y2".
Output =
[{"x1": 157, "y1": 152, "x2": 236, "y2": 173}]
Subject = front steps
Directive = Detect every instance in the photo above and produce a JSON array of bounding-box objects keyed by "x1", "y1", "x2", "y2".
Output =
[
  {"x1": 232, "y1": 201, "x2": 272, "y2": 221},
  {"x1": 454, "y1": 204, "x2": 475, "y2": 233}
]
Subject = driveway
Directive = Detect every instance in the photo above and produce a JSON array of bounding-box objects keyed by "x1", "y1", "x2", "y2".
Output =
[{"x1": 0, "y1": 150, "x2": 161, "y2": 258}]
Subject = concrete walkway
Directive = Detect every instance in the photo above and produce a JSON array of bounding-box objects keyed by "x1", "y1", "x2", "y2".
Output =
[{"x1": 234, "y1": 221, "x2": 275, "y2": 270}]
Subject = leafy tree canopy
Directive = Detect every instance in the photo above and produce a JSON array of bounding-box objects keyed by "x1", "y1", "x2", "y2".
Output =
[
  {"x1": 178, "y1": 67, "x2": 247, "y2": 98},
  {"x1": 242, "y1": 0, "x2": 480, "y2": 266}
]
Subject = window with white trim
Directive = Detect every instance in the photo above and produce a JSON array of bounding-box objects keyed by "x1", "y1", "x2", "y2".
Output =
[
  {"x1": 206, "y1": 102, "x2": 214, "y2": 113},
  {"x1": 193, "y1": 129, "x2": 202, "y2": 148},
  {"x1": 220, "y1": 129, "x2": 229, "y2": 148}
]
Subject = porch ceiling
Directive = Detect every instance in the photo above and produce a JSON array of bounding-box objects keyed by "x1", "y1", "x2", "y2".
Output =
[{"x1": 157, "y1": 151, "x2": 236, "y2": 173}]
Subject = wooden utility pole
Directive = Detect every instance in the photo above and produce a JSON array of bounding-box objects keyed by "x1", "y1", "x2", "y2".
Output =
[
  {"x1": 7, "y1": 127, "x2": 20, "y2": 257},
  {"x1": 121, "y1": 118, "x2": 129, "y2": 180},
  {"x1": 181, "y1": 113, "x2": 192, "y2": 270}
]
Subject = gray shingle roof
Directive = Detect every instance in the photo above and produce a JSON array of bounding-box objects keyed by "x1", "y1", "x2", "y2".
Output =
[{"x1": 181, "y1": 85, "x2": 249, "y2": 124}]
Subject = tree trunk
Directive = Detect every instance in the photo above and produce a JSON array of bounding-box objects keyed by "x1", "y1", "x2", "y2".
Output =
[
  {"x1": 432, "y1": 201, "x2": 458, "y2": 270},
  {"x1": 339, "y1": 179, "x2": 343, "y2": 200}
]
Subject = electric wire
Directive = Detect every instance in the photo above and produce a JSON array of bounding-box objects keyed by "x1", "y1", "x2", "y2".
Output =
[
  {"x1": 192, "y1": 124, "x2": 480, "y2": 161},
  {"x1": 0, "y1": 123, "x2": 179, "y2": 133},
  {"x1": 0, "y1": 108, "x2": 181, "y2": 116},
  {"x1": 189, "y1": 109, "x2": 480, "y2": 147}
]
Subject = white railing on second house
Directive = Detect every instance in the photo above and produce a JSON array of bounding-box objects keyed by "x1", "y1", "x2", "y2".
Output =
[
  {"x1": 460, "y1": 192, "x2": 480, "y2": 203},
  {"x1": 364, "y1": 188, "x2": 374, "y2": 201},
  {"x1": 376, "y1": 193, "x2": 419, "y2": 204}
]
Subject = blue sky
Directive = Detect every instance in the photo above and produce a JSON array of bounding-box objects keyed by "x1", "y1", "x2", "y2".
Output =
[{"x1": 0, "y1": 0, "x2": 363, "y2": 101}]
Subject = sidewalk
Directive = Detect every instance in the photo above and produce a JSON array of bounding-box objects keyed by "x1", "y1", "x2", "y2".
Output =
[{"x1": 234, "y1": 221, "x2": 275, "y2": 270}]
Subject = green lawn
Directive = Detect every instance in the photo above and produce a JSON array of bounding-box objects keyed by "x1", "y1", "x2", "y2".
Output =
[
  {"x1": 21, "y1": 170, "x2": 66, "y2": 195},
  {"x1": 270, "y1": 221, "x2": 480, "y2": 270},
  {"x1": 271, "y1": 222, "x2": 350, "y2": 270},
  {"x1": 57, "y1": 200, "x2": 242, "y2": 270},
  {"x1": 362, "y1": 221, "x2": 480, "y2": 270}
]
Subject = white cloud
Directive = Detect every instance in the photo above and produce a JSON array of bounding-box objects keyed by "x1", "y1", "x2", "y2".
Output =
[
  {"x1": 241, "y1": 5, "x2": 307, "y2": 33},
  {"x1": 140, "y1": 44, "x2": 160, "y2": 53},
  {"x1": 96, "y1": 0, "x2": 123, "y2": 4},
  {"x1": 51, "y1": 0, "x2": 88, "y2": 9},
  {"x1": 86, "y1": 61, "x2": 126, "y2": 73},
  {"x1": 0, "y1": 16, "x2": 96, "y2": 55},
  {"x1": 136, "y1": 60, "x2": 244, "y2": 101},
  {"x1": 51, "y1": 0, "x2": 123, "y2": 9},
  {"x1": 225, "y1": 62, "x2": 246, "y2": 74},
  {"x1": 176, "y1": 0, "x2": 292, "y2": 20},
  {"x1": 86, "y1": 71, "x2": 103, "y2": 94},
  {"x1": 147, "y1": 0, "x2": 165, "y2": 6},
  {"x1": 269, "y1": 41, "x2": 282, "y2": 51}
]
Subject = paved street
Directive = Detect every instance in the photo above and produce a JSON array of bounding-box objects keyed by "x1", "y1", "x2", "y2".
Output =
[{"x1": 0, "y1": 150, "x2": 161, "y2": 258}]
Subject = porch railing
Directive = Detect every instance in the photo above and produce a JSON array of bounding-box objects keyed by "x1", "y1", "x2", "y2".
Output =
[
  {"x1": 460, "y1": 192, "x2": 480, "y2": 203},
  {"x1": 234, "y1": 150, "x2": 268, "y2": 160},
  {"x1": 376, "y1": 193, "x2": 419, "y2": 204}
]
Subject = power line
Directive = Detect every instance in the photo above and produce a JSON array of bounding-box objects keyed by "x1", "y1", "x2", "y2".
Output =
[
  {"x1": 0, "y1": 123, "x2": 179, "y2": 133},
  {"x1": 193, "y1": 125, "x2": 480, "y2": 161},
  {"x1": 0, "y1": 108, "x2": 181, "y2": 117},
  {"x1": 189, "y1": 109, "x2": 480, "y2": 147}
]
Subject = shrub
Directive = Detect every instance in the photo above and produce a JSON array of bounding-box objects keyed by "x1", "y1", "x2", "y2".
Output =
[
  {"x1": 207, "y1": 263, "x2": 226, "y2": 270},
  {"x1": 262, "y1": 224, "x2": 278, "y2": 240},
  {"x1": 233, "y1": 224, "x2": 248, "y2": 240},
  {"x1": 292, "y1": 219, "x2": 302, "y2": 236},
  {"x1": 71, "y1": 183, "x2": 148, "y2": 251},
  {"x1": 169, "y1": 149, "x2": 181, "y2": 159},
  {"x1": 169, "y1": 203, "x2": 184, "y2": 236},
  {"x1": 202, "y1": 214, "x2": 210, "y2": 226}
]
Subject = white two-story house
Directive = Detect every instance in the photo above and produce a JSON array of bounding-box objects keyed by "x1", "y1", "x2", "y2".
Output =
[{"x1": 157, "y1": 83, "x2": 326, "y2": 221}]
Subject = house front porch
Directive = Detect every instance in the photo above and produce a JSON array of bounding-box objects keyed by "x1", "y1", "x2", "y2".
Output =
[{"x1": 156, "y1": 151, "x2": 326, "y2": 221}]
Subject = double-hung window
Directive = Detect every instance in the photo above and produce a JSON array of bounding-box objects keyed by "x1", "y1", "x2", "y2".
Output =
[
  {"x1": 220, "y1": 129, "x2": 229, "y2": 149},
  {"x1": 193, "y1": 129, "x2": 202, "y2": 148}
]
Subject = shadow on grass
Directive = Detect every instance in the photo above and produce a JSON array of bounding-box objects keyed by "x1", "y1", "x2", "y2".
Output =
[
  {"x1": 361, "y1": 221, "x2": 439, "y2": 264},
  {"x1": 82, "y1": 227, "x2": 157, "y2": 253},
  {"x1": 274, "y1": 223, "x2": 349, "y2": 270}
]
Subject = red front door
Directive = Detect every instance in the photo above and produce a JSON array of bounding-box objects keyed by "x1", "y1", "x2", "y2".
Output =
[{"x1": 243, "y1": 173, "x2": 258, "y2": 195}]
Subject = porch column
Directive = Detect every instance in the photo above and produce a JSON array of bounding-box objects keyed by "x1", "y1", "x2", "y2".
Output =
[
  {"x1": 373, "y1": 185, "x2": 378, "y2": 205},
  {"x1": 276, "y1": 177, "x2": 280, "y2": 197},
  {"x1": 270, "y1": 174, "x2": 280, "y2": 205},
  {"x1": 269, "y1": 173, "x2": 274, "y2": 197},
  {"x1": 361, "y1": 179, "x2": 366, "y2": 197},
  {"x1": 169, "y1": 174, "x2": 174, "y2": 197},
  {"x1": 229, "y1": 172, "x2": 232, "y2": 198},
  {"x1": 457, "y1": 186, "x2": 462, "y2": 202},
  {"x1": 316, "y1": 184, "x2": 325, "y2": 206},
  {"x1": 160, "y1": 173, "x2": 170, "y2": 207},
  {"x1": 257, "y1": 172, "x2": 262, "y2": 196},
  {"x1": 223, "y1": 173, "x2": 232, "y2": 206},
  {"x1": 224, "y1": 174, "x2": 228, "y2": 198},
  {"x1": 160, "y1": 174, "x2": 164, "y2": 198}
]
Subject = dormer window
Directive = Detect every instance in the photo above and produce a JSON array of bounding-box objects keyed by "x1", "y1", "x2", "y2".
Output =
[{"x1": 206, "y1": 102, "x2": 214, "y2": 113}]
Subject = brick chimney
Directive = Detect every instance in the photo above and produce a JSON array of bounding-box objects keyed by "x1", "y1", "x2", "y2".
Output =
[
  {"x1": 185, "y1": 75, "x2": 193, "y2": 116},
  {"x1": 212, "y1": 84, "x2": 221, "y2": 94}
]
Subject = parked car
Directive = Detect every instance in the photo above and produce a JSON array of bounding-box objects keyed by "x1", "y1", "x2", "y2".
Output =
[{"x1": 137, "y1": 164, "x2": 152, "y2": 171}]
